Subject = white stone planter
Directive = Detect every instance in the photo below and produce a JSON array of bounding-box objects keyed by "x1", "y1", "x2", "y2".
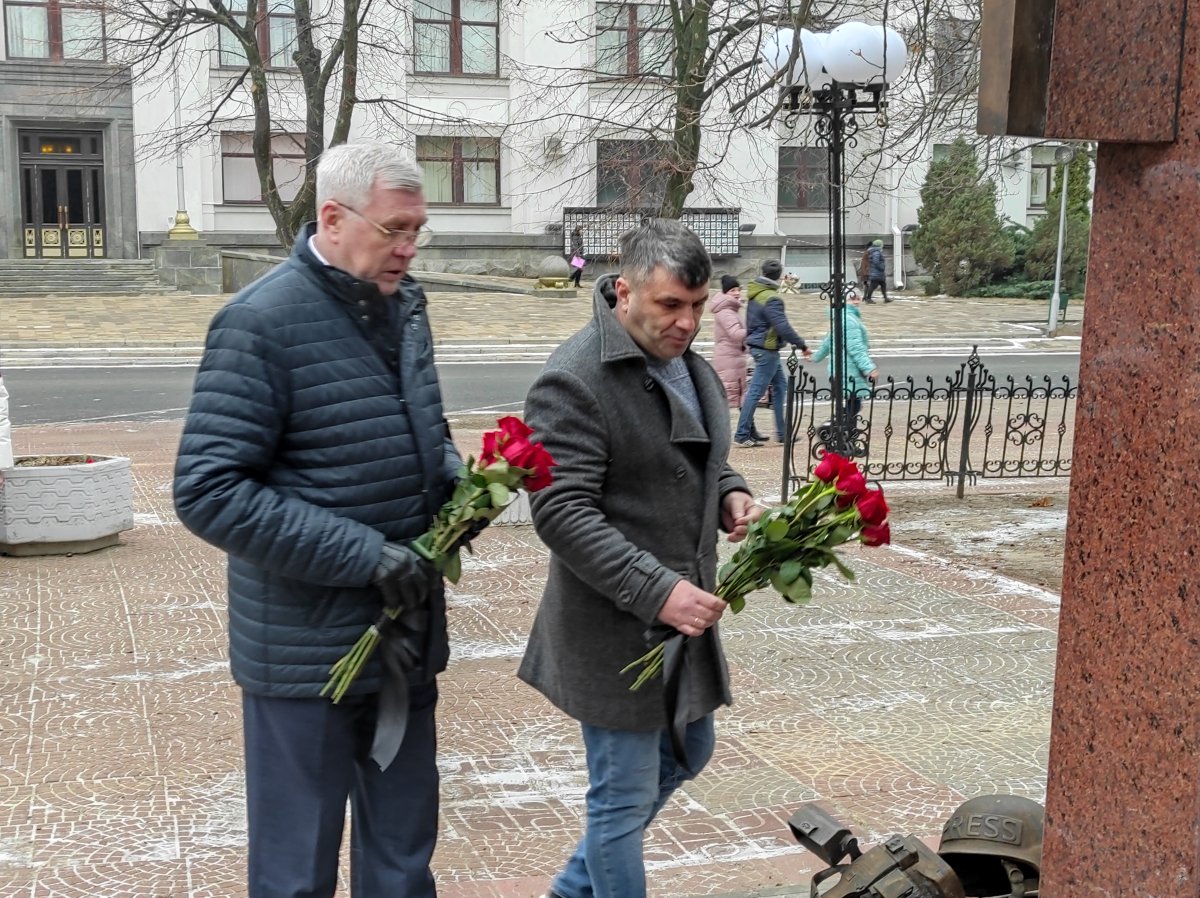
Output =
[{"x1": 0, "y1": 455, "x2": 134, "y2": 556}]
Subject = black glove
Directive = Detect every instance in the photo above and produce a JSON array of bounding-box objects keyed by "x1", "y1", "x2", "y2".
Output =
[{"x1": 373, "y1": 541, "x2": 440, "y2": 611}]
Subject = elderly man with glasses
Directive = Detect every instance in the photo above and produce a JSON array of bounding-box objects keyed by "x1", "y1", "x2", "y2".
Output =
[{"x1": 174, "y1": 142, "x2": 460, "y2": 898}]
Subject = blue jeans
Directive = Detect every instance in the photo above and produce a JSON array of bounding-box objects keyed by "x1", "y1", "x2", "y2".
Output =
[
  {"x1": 734, "y1": 348, "x2": 786, "y2": 441},
  {"x1": 242, "y1": 683, "x2": 440, "y2": 898},
  {"x1": 552, "y1": 715, "x2": 716, "y2": 898}
]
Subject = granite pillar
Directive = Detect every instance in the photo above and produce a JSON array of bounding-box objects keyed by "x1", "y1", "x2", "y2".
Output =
[{"x1": 980, "y1": 1, "x2": 1200, "y2": 894}]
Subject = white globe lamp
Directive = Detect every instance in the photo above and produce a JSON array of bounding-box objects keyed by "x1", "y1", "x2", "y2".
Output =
[
  {"x1": 883, "y1": 27, "x2": 908, "y2": 82},
  {"x1": 823, "y1": 21, "x2": 884, "y2": 84},
  {"x1": 796, "y1": 29, "x2": 831, "y2": 89},
  {"x1": 759, "y1": 27, "x2": 796, "y2": 76}
]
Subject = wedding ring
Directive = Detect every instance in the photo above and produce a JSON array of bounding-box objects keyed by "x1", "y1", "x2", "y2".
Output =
[{"x1": 694, "y1": 616, "x2": 703, "y2": 627}]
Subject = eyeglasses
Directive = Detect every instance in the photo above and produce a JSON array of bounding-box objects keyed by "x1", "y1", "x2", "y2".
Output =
[{"x1": 337, "y1": 203, "x2": 433, "y2": 247}]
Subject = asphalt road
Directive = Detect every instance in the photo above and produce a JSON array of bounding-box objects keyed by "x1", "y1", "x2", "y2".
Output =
[{"x1": 5, "y1": 352, "x2": 1081, "y2": 426}]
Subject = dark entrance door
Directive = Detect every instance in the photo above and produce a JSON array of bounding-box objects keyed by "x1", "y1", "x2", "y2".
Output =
[{"x1": 18, "y1": 131, "x2": 106, "y2": 258}]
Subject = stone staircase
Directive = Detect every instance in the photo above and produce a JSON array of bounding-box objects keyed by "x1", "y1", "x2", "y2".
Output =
[{"x1": 0, "y1": 258, "x2": 175, "y2": 297}]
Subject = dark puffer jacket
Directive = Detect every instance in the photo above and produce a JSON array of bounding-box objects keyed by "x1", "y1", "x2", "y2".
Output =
[
  {"x1": 744, "y1": 278, "x2": 808, "y2": 352},
  {"x1": 173, "y1": 224, "x2": 461, "y2": 697}
]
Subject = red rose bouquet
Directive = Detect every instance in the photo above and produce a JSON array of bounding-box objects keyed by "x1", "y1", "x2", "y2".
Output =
[
  {"x1": 323, "y1": 416, "x2": 556, "y2": 702},
  {"x1": 622, "y1": 453, "x2": 889, "y2": 690}
]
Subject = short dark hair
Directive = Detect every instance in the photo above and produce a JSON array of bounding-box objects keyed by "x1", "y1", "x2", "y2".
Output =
[
  {"x1": 761, "y1": 258, "x2": 783, "y2": 281},
  {"x1": 619, "y1": 219, "x2": 712, "y2": 290}
]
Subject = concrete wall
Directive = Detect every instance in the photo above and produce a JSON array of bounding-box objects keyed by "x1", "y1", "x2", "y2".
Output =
[{"x1": 151, "y1": 239, "x2": 224, "y2": 294}]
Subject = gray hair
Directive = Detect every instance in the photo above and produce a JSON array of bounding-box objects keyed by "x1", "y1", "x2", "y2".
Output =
[
  {"x1": 316, "y1": 142, "x2": 424, "y2": 208},
  {"x1": 618, "y1": 219, "x2": 712, "y2": 289}
]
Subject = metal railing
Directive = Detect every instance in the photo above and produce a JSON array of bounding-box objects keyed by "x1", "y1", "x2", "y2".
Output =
[
  {"x1": 561, "y1": 207, "x2": 741, "y2": 258},
  {"x1": 781, "y1": 347, "x2": 1078, "y2": 499}
]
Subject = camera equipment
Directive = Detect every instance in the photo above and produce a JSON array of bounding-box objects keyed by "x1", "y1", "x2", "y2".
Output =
[
  {"x1": 789, "y1": 804, "x2": 965, "y2": 898},
  {"x1": 786, "y1": 794, "x2": 1044, "y2": 898}
]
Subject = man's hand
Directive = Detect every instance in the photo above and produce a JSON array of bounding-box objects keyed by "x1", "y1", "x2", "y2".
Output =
[
  {"x1": 802, "y1": 348, "x2": 813, "y2": 361},
  {"x1": 721, "y1": 491, "x2": 764, "y2": 543},
  {"x1": 374, "y1": 541, "x2": 440, "y2": 610},
  {"x1": 658, "y1": 580, "x2": 727, "y2": 637}
]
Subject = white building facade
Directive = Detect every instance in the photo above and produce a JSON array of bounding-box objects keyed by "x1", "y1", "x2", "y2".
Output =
[{"x1": 0, "y1": 0, "x2": 1056, "y2": 281}]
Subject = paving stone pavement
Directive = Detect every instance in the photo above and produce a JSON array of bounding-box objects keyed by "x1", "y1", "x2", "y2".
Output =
[
  {"x1": 0, "y1": 418, "x2": 1057, "y2": 898},
  {"x1": 0, "y1": 282, "x2": 1082, "y2": 352}
]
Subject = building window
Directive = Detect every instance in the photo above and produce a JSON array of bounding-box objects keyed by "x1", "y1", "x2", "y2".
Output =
[
  {"x1": 596, "y1": 3, "x2": 672, "y2": 77},
  {"x1": 221, "y1": 133, "x2": 306, "y2": 203},
  {"x1": 414, "y1": 0, "x2": 498, "y2": 76},
  {"x1": 218, "y1": 0, "x2": 298, "y2": 68},
  {"x1": 596, "y1": 139, "x2": 672, "y2": 207},
  {"x1": 778, "y1": 146, "x2": 828, "y2": 211},
  {"x1": 4, "y1": 0, "x2": 105, "y2": 60},
  {"x1": 1029, "y1": 164, "x2": 1051, "y2": 208},
  {"x1": 416, "y1": 136, "x2": 500, "y2": 205},
  {"x1": 932, "y1": 17, "x2": 979, "y2": 96}
]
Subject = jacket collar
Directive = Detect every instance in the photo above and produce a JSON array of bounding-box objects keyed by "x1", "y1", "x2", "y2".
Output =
[
  {"x1": 593, "y1": 275, "x2": 647, "y2": 364},
  {"x1": 292, "y1": 221, "x2": 424, "y2": 317}
]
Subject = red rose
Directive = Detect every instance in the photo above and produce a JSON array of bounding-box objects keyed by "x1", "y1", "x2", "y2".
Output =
[
  {"x1": 835, "y1": 467, "x2": 867, "y2": 506},
  {"x1": 523, "y1": 462, "x2": 553, "y2": 491},
  {"x1": 497, "y1": 416, "x2": 533, "y2": 440},
  {"x1": 499, "y1": 436, "x2": 540, "y2": 469},
  {"x1": 813, "y1": 453, "x2": 849, "y2": 483},
  {"x1": 856, "y1": 487, "x2": 888, "y2": 526},
  {"x1": 480, "y1": 430, "x2": 501, "y2": 466},
  {"x1": 861, "y1": 522, "x2": 891, "y2": 546}
]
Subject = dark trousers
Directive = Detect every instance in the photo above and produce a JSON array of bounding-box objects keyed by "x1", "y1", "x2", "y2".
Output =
[
  {"x1": 863, "y1": 278, "x2": 888, "y2": 302},
  {"x1": 243, "y1": 682, "x2": 440, "y2": 898},
  {"x1": 571, "y1": 265, "x2": 584, "y2": 287}
]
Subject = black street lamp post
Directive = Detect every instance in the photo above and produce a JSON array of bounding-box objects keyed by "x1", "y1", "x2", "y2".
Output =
[
  {"x1": 761, "y1": 25, "x2": 906, "y2": 469},
  {"x1": 789, "y1": 83, "x2": 886, "y2": 457}
]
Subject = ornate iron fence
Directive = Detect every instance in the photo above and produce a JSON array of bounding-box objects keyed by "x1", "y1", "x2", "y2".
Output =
[
  {"x1": 781, "y1": 347, "x2": 1078, "y2": 500},
  {"x1": 561, "y1": 207, "x2": 741, "y2": 258}
]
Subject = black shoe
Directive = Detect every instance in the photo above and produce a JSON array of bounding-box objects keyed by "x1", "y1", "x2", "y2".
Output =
[
  {"x1": 735, "y1": 438, "x2": 764, "y2": 448},
  {"x1": 864, "y1": 298, "x2": 877, "y2": 304},
  {"x1": 884, "y1": 298, "x2": 893, "y2": 303}
]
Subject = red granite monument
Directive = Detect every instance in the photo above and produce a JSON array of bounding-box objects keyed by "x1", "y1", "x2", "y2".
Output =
[{"x1": 979, "y1": 1, "x2": 1200, "y2": 893}]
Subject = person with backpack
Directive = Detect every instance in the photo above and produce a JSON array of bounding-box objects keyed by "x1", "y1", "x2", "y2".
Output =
[
  {"x1": 862, "y1": 239, "x2": 891, "y2": 303},
  {"x1": 732, "y1": 259, "x2": 811, "y2": 447}
]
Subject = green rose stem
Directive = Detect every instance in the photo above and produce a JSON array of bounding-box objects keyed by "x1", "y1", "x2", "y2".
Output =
[
  {"x1": 620, "y1": 479, "x2": 874, "y2": 691},
  {"x1": 321, "y1": 462, "x2": 530, "y2": 703}
]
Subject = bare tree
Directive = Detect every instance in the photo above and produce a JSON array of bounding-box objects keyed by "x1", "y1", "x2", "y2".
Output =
[
  {"x1": 106, "y1": 0, "x2": 383, "y2": 245},
  {"x1": 103, "y1": 0, "x2": 1002, "y2": 245},
  {"x1": 499, "y1": 0, "x2": 1012, "y2": 221}
]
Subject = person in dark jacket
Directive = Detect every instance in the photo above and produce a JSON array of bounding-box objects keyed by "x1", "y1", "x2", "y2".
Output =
[
  {"x1": 173, "y1": 142, "x2": 461, "y2": 898},
  {"x1": 863, "y1": 238, "x2": 891, "y2": 303},
  {"x1": 521, "y1": 221, "x2": 761, "y2": 898},
  {"x1": 733, "y1": 258, "x2": 811, "y2": 447},
  {"x1": 569, "y1": 226, "x2": 586, "y2": 288}
]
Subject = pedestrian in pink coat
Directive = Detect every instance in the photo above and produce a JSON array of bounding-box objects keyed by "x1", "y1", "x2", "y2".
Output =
[{"x1": 709, "y1": 275, "x2": 749, "y2": 409}]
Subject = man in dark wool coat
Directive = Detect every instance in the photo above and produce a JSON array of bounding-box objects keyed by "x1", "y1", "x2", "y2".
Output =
[
  {"x1": 174, "y1": 142, "x2": 460, "y2": 898},
  {"x1": 520, "y1": 219, "x2": 763, "y2": 898}
]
